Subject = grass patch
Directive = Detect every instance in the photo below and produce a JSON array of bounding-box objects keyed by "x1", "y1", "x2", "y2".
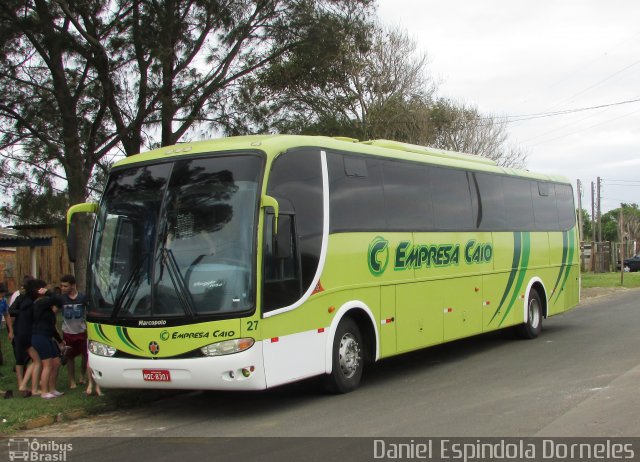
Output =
[
  {"x1": 581, "y1": 270, "x2": 640, "y2": 289},
  {"x1": 0, "y1": 329, "x2": 176, "y2": 435}
]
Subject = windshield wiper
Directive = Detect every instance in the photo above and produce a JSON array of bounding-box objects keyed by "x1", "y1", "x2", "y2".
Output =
[
  {"x1": 161, "y1": 248, "x2": 197, "y2": 318},
  {"x1": 112, "y1": 255, "x2": 147, "y2": 318}
]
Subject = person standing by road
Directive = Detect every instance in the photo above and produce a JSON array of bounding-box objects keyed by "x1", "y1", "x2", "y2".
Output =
[
  {"x1": 31, "y1": 280, "x2": 65, "y2": 399},
  {"x1": 6, "y1": 276, "x2": 36, "y2": 393},
  {"x1": 10, "y1": 277, "x2": 42, "y2": 397},
  {"x1": 59, "y1": 274, "x2": 88, "y2": 389}
]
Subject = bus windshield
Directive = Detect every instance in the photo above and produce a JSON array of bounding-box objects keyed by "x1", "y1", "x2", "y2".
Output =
[{"x1": 87, "y1": 154, "x2": 263, "y2": 321}]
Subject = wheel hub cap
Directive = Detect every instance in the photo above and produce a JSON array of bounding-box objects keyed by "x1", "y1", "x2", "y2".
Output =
[{"x1": 338, "y1": 333, "x2": 360, "y2": 379}]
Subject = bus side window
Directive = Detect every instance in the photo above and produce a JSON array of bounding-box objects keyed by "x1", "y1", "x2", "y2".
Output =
[
  {"x1": 265, "y1": 149, "x2": 323, "y2": 311},
  {"x1": 555, "y1": 184, "x2": 576, "y2": 230},
  {"x1": 263, "y1": 213, "x2": 302, "y2": 312}
]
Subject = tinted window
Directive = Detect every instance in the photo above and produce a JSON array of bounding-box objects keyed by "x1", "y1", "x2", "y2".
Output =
[
  {"x1": 158, "y1": 157, "x2": 261, "y2": 316},
  {"x1": 88, "y1": 156, "x2": 263, "y2": 320},
  {"x1": 344, "y1": 156, "x2": 368, "y2": 177},
  {"x1": 532, "y1": 182, "x2": 559, "y2": 230},
  {"x1": 262, "y1": 213, "x2": 301, "y2": 311},
  {"x1": 430, "y1": 167, "x2": 474, "y2": 230},
  {"x1": 267, "y1": 150, "x2": 323, "y2": 302},
  {"x1": 327, "y1": 153, "x2": 386, "y2": 232},
  {"x1": 556, "y1": 184, "x2": 576, "y2": 230},
  {"x1": 502, "y1": 177, "x2": 534, "y2": 230},
  {"x1": 381, "y1": 160, "x2": 432, "y2": 231},
  {"x1": 474, "y1": 172, "x2": 506, "y2": 230},
  {"x1": 327, "y1": 151, "x2": 572, "y2": 233}
]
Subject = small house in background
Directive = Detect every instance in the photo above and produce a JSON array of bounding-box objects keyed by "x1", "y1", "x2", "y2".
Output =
[
  {"x1": 0, "y1": 224, "x2": 73, "y2": 291},
  {"x1": 0, "y1": 229, "x2": 18, "y2": 292}
]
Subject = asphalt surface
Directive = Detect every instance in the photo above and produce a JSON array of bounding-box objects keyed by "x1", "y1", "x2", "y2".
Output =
[{"x1": 12, "y1": 288, "x2": 640, "y2": 459}]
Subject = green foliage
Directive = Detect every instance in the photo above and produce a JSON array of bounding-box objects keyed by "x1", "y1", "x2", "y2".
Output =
[
  {"x1": 256, "y1": 24, "x2": 526, "y2": 168},
  {"x1": 1, "y1": 185, "x2": 68, "y2": 226},
  {"x1": 0, "y1": 0, "x2": 377, "y2": 227},
  {"x1": 580, "y1": 208, "x2": 593, "y2": 240},
  {"x1": 600, "y1": 203, "x2": 640, "y2": 242}
]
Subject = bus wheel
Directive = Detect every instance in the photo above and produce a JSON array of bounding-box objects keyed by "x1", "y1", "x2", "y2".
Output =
[
  {"x1": 516, "y1": 290, "x2": 543, "y2": 339},
  {"x1": 324, "y1": 318, "x2": 363, "y2": 393}
]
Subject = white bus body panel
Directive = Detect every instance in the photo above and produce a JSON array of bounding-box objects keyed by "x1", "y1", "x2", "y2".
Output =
[{"x1": 89, "y1": 342, "x2": 267, "y2": 391}]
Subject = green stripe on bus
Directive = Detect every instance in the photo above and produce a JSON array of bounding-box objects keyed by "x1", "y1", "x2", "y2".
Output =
[
  {"x1": 490, "y1": 232, "x2": 522, "y2": 324},
  {"x1": 550, "y1": 231, "x2": 569, "y2": 298},
  {"x1": 554, "y1": 229, "x2": 576, "y2": 303},
  {"x1": 116, "y1": 326, "x2": 143, "y2": 352},
  {"x1": 499, "y1": 232, "x2": 531, "y2": 326},
  {"x1": 93, "y1": 324, "x2": 110, "y2": 343}
]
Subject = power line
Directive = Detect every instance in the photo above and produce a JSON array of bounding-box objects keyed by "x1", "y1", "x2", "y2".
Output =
[
  {"x1": 543, "y1": 59, "x2": 640, "y2": 113},
  {"x1": 485, "y1": 97, "x2": 640, "y2": 124},
  {"x1": 512, "y1": 30, "x2": 640, "y2": 111},
  {"x1": 605, "y1": 179, "x2": 640, "y2": 184},
  {"x1": 517, "y1": 102, "x2": 618, "y2": 144},
  {"x1": 528, "y1": 107, "x2": 640, "y2": 147}
]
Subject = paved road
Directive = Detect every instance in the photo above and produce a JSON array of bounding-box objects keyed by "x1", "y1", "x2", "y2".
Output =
[{"x1": 19, "y1": 288, "x2": 640, "y2": 440}]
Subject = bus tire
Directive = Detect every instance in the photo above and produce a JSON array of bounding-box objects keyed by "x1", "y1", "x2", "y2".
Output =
[
  {"x1": 324, "y1": 318, "x2": 364, "y2": 393},
  {"x1": 516, "y1": 290, "x2": 543, "y2": 339}
]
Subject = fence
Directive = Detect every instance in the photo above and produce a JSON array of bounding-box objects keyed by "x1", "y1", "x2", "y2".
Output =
[
  {"x1": 581, "y1": 240, "x2": 638, "y2": 273},
  {"x1": 14, "y1": 224, "x2": 73, "y2": 288}
]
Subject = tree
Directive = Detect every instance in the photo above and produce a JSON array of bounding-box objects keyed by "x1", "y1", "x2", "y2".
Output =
[
  {"x1": 263, "y1": 24, "x2": 437, "y2": 142},
  {"x1": 580, "y1": 208, "x2": 592, "y2": 242},
  {"x1": 0, "y1": 0, "x2": 375, "y2": 288},
  {"x1": 428, "y1": 99, "x2": 527, "y2": 168},
  {"x1": 601, "y1": 203, "x2": 640, "y2": 243},
  {"x1": 263, "y1": 23, "x2": 526, "y2": 168}
]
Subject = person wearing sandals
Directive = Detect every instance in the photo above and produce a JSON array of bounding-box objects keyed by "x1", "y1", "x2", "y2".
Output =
[
  {"x1": 30, "y1": 279, "x2": 65, "y2": 399},
  {"x1": 59, "y1": 275, "x2": 88, "y2": 389}
]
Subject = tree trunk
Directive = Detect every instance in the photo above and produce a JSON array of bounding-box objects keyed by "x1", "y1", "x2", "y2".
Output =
[{"x1": 73, "y1": 214, "x2": 93, "y2": 293}]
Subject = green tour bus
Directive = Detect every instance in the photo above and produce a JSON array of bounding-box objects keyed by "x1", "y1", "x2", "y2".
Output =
[{"x1": 67, "y1": 135, "x2": 580, "y2": 393}]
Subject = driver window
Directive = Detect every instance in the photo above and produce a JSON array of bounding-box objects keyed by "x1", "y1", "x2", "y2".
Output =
[
  {"x1": 264, "y1": 149, "x2": 323, "y2": 311},
  {"x1": 263, "y1": 214, "x2": 301, "y2": 311}
]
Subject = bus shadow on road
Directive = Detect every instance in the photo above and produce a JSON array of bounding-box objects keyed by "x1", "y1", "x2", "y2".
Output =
[
  {"x1": 363, "y1": 319, "x2": 577, "y2": 389},
  {"x1": 164, "y1": 321, "x2": 576, "y2": 419}
]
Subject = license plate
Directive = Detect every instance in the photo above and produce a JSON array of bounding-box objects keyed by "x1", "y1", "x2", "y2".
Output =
[{"x1": 142, "y1": 369, "x2": 171, "y2": 382}]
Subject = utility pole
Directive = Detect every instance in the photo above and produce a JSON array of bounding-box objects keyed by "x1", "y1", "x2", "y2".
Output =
[
  {"x1": 591, "y1": 181, "x2": 596, "y2": 243},
  {"x1": 597, "y1": 176, "x2": 602, "y2": 243},
  {"x1": 576, "y1": 180, "x2": 583, "y2": 240},
  {"x1": 577, "y1": 180, "x2": 584, "y2": 270},
  {"x1": 591, "y1": 181, "x2": 596, "y2": 271},
  {"x1": 620, "y1": 207, "x2": 624, "y2": 285}
]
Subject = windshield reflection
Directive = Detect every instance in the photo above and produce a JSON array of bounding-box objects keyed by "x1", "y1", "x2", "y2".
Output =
[{"x1": 88, "y1": 154, "x2": 262, "y2": 320}]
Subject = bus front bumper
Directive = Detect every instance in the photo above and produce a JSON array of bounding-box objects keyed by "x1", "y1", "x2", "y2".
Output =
[{"x1": 88, "y1": 342, "x2": 267, "y2": 390}]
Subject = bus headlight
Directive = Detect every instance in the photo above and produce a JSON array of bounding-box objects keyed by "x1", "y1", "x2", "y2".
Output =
[
  {"x1": 89, "y1": 340, "x2": 117, "y2": 357},
  {"x1": 200, "y1": 338, "x2": 255, "y2": 357}
]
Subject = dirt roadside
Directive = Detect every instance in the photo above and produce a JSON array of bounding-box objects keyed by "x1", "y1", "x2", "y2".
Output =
[{"x1": 581, "y1": 286, "x2": 638, "y2": 301}]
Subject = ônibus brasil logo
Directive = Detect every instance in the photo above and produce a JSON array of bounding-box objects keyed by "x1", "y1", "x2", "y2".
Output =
[{"x1": 368, "y1": 236, "x2": 389, "y2": 276}]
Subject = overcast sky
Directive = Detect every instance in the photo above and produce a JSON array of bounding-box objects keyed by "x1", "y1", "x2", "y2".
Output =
[{"x1": 377, "y1": 0, "x2": 640, "y2": 215}]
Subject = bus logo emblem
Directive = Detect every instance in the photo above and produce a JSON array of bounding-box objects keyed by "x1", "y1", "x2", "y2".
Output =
[
  {"x1": 149, "y1": 341, "x2": 160, "y2": 355},
  {"x1": 368, "y1": 236, "x2": 389, "y2": 276}
]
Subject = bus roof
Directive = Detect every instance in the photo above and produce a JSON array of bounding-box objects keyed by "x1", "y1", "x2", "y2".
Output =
[{"x1": 113, "y1": 134, "x2": 571, "y2": 184}]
